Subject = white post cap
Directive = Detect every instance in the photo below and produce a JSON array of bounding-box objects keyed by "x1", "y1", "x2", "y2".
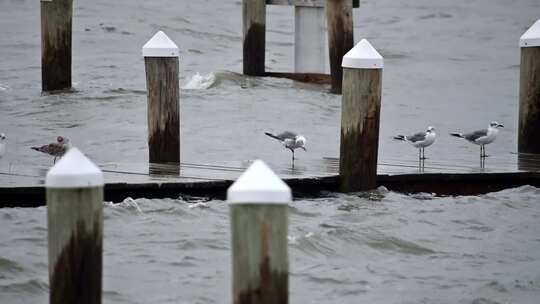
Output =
[
  {"x1": 342, "y1": 39, "x2": 383, "y2": 69},
  {"x1": 142, "y1": 31, "x2": 180, "y2": 57},
  {"x1": 46, "y1": 148, "x2": 104, "y2": 188},
  {"x1": 520, "y1": 19, "x2": 540, "y2": 48},
  {"x1": 227, "y1": 160, "x2": 291, "y2": 204}
]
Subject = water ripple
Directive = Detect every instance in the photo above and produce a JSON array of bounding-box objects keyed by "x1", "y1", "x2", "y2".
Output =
[
  {"x1": 0, "y1": 279, "x2": 48, "y2": 294},
  {"x1": 365, "y1": 234, "x2": 436, "y2": 255}
]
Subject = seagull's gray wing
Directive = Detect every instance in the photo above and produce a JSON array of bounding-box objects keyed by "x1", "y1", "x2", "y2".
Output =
[
  {"x1": 464, "y1": 129, "x2": 488, "y2": 142},
  {"x1": 276, "y1": 131, "x2": 298, "y2": 141},
  {"x1": 407, "y1": 132, "x2": 427, "y2": 143}
]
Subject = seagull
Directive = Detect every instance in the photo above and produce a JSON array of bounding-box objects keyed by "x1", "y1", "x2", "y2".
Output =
[
  {"x1": 394, "y1": 126, "x2": 436, "y2": 160},
  {"x1": 31, "y1": 136, "x2": 72, "y2": 163},
  {"x1": 264, "y1": 131, "x2": 306, "y2": 163},
  {"x1": 450, "y1": 121, "x2": 504, "y2": 158},
  {"x1": 0, "y1": 133, "x2": 6, "y2": 158}
]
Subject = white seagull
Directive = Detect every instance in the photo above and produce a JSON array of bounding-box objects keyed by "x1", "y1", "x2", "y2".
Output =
[
  {"x1": 394, "y1": 126, "x2": 436, "y2": 160},
  {"x1": 0, "y1": 133, "x2": 6, "y2": 158},
  {"x1": 31, "y1": 136, "x2": 72, "y2": 163},
  {"x1": 265, "y1": 131, "x2": 306, "y2": 163},
  {"x1": 450, "y1": 121, "x2": 504, "y2": 158}
]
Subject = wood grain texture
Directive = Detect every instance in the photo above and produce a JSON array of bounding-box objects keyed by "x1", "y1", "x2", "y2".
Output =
[
  {"x1": 47, "y1": 187, "x2": 103, "y2": 304},
  {"x1": 243, "y1": 0, "x2": 266, "y2": 76},
  {"x1": 339, "y1": 67, "x2": 382, "y2": 191},
  {"x1": 230, "y1": 204, "x2": 288, "y2": 304},
  {"x1": 326, "y1": 0, "x2": 354, "y2": 94},
  {"x1": 267, "y1": 0, "x2": 325, "y2": 7},
  {"x1": 518, "y1": 46, "x2": 540, "y2": 154},
  {"x1": 41, "y1": 0, "x2": 72, "y2": 92},
  {"x1": 266, "y1": 0, "x2": 359, "y2": 8},
  {"x1": 144, "y1": 57, "x2": 180, "y2": 163}
]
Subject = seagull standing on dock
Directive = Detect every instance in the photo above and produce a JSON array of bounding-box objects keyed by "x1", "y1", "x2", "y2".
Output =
[
  {"x1": 394, "y1": 126, "x2": 436, "y2": 160},
  {"x1": 265, "y1": 131, "x2": 306, "y2": 163},
  {"x1": 31, "y1": 136, "x2": 72, "y2": 163},
  {"x1": 450, "y1": 121, "x2": 504, "y2": 158},
  {"x1": 0, "y1": 133, "x2": 6, "y2": 158}
]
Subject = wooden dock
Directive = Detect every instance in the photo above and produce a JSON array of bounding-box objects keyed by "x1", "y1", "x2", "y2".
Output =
[{"x1": 1, "y1": 152, "x2": 540, "y2": 208}]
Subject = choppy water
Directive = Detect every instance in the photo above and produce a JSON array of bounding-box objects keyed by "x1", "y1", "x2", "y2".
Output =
[
  {"x1": 1, "y1": 186, "x2": 540, "y2": 303},
  {"x1": 1, "y1": 0, "x2": 540, "y2": 303},
  {"x1": 0, "y1": 0, "x2": 539, "y2": 167}
]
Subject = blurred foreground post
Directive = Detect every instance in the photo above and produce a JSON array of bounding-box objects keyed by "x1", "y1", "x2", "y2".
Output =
[
  {"x1": 326, "y1": 0, "x2": 354, "y2": 93},
  {"x1": 46, "y1": 148, "x2": 104, "y2": 304},
  {"x1": 339, "y1": 39, "x2": 383, "y2": 192},
  {"x1": 294, "y1": 5, "x2": 328, "y2": 74},
  {"x1": 228, "y1": 160, "x2": 290, "y2": 304},
  {"x1": 243, "y1": 0, "x2": 266, "y2": 76},
  {"x1": 41, "y1": 0, "x2": 73, "y2": 92},
  {"x1": 143, "y1": 31, "x2": 180, "y2": 163},
  {"x1": 519, "y1": 19, "x2": 540, "y2": 154}
]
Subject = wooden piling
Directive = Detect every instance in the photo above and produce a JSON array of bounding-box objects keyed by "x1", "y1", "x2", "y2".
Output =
[
  {"x1": 41, "y1": 0, "x2": 73, "y2": 92},
  {"x1": 339, "y1": 39, "x2": 383, "y2": 192},
  {"x1": 46, "y1": 148, "x2": 104, "y2": 304},
  {"x1": 519, "y1": 19, "x2": 540, "y2": 154},
  {"x1": 266, "y1": 1, "x2": 359, "y2": 9},
  {"x1": 294, "y1": 6, "x2": 328, "y2": 74},
  {"x1": 228, "y1": 160, "x2": 290, "y2": 304},
  {"x1": 243, "y1": 0, "x2": 266, "y2": 76},
  {"x1": 142, "y1": 31, "x2": 180, "y2": 164},
  {"x1": 326, "y1": 0, "x2": 354, "y2": 94}
]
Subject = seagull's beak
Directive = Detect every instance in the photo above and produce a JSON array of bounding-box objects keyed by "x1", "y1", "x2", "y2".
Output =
[
  {"x1": 301, "y1": 147, "x2": 307, "y2": 152},
  {"x1": 498, "y1": 124, "x2": 504, "y2": 128}
]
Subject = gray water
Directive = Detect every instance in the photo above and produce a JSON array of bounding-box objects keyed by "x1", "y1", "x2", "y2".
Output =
[
  {"x1": 1, "y1": 186, "x2": 540, "y2": 303},
  {"x1": 1, "y1": 0, "x2": 540, "y2": 303},
  {"x1": 0, "y1": 0, "x2": 538, "y2": 166}
]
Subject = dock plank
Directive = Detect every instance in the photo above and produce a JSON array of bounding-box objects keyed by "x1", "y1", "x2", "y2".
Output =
[{"x1": 1, "y1": 152, "x2": 539, "y2": 207}]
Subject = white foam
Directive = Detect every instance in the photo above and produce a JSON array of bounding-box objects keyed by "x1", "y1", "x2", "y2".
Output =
[
  {"x1": 108, "y1": 197, "x2": 144, "y2": 214},
  {"x1": 287, "y1": 232, "x2": 315, "y2": 245},
  {"x1": 287, "y1": 235, "x2": 298, "y2": 244},
  {"x1": 182, "y1": 72, "x2": 216, "y2": 90},
  {"x1": 188, "y1": 202, "x2": 210, "y2": 209}
]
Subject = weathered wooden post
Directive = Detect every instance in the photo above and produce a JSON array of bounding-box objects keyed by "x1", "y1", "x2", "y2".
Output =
[
  {"x1": 228, "y1": 160, "x2": 290, "y2": 304},
  {"x1": 46, "y1": 147, "x2": 104, "y2": 304},
  {"x1": 339, "y1": 39, "x2": 383, "y2": 192},
  {"x1": 143, "y1": 31, "x2": 180, "y2": 164},
  {"x1": 41, "y1": 0, "x2": 73, "y2": 92},
  {"x1": 295, "y1": 5, "x2": 328, "y2": 74},
  {"x1": 243, "y1": 0, "x2": 266, "y2": 76},
  {"x1": 326, "y1": 0, "x2": 354, "y2": 93},
  {"x1": 519, "y1": 19, "x2": 540, "y2": 154}
]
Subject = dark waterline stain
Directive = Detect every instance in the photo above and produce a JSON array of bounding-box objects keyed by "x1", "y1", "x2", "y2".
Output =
[{"x1": 50, "y1": 219, "x2": 102, "y2": 304}]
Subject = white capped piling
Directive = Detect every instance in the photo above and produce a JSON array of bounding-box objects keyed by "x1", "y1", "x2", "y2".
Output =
[
  {"x1": 243, "y1": 0, "x2": 266, "y2": 76},
  {"x1": 326, "y1": 0, "x2": 354, "y2": 93},
  {"x1": 519, "y1": 19, "x2": 540, "y2": 154},
  {"x1": 41, "y1": 0, "x2": 73, "y2": 92},
  {"x1": 228, "y1": 160, "x2": 290, "y2": 304},
  {"x1": 143, "y1": 31, "x2": 181, "y2": 163},
  {"x1": 339, "y1": 39, "x2": 383, "y2": 192},
  {"x1": 46, "y1": 148, "x2": 104, "y2": 304},
  {"x1": 294, "y1": 5, "x2": 328, "y2": 74}
]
